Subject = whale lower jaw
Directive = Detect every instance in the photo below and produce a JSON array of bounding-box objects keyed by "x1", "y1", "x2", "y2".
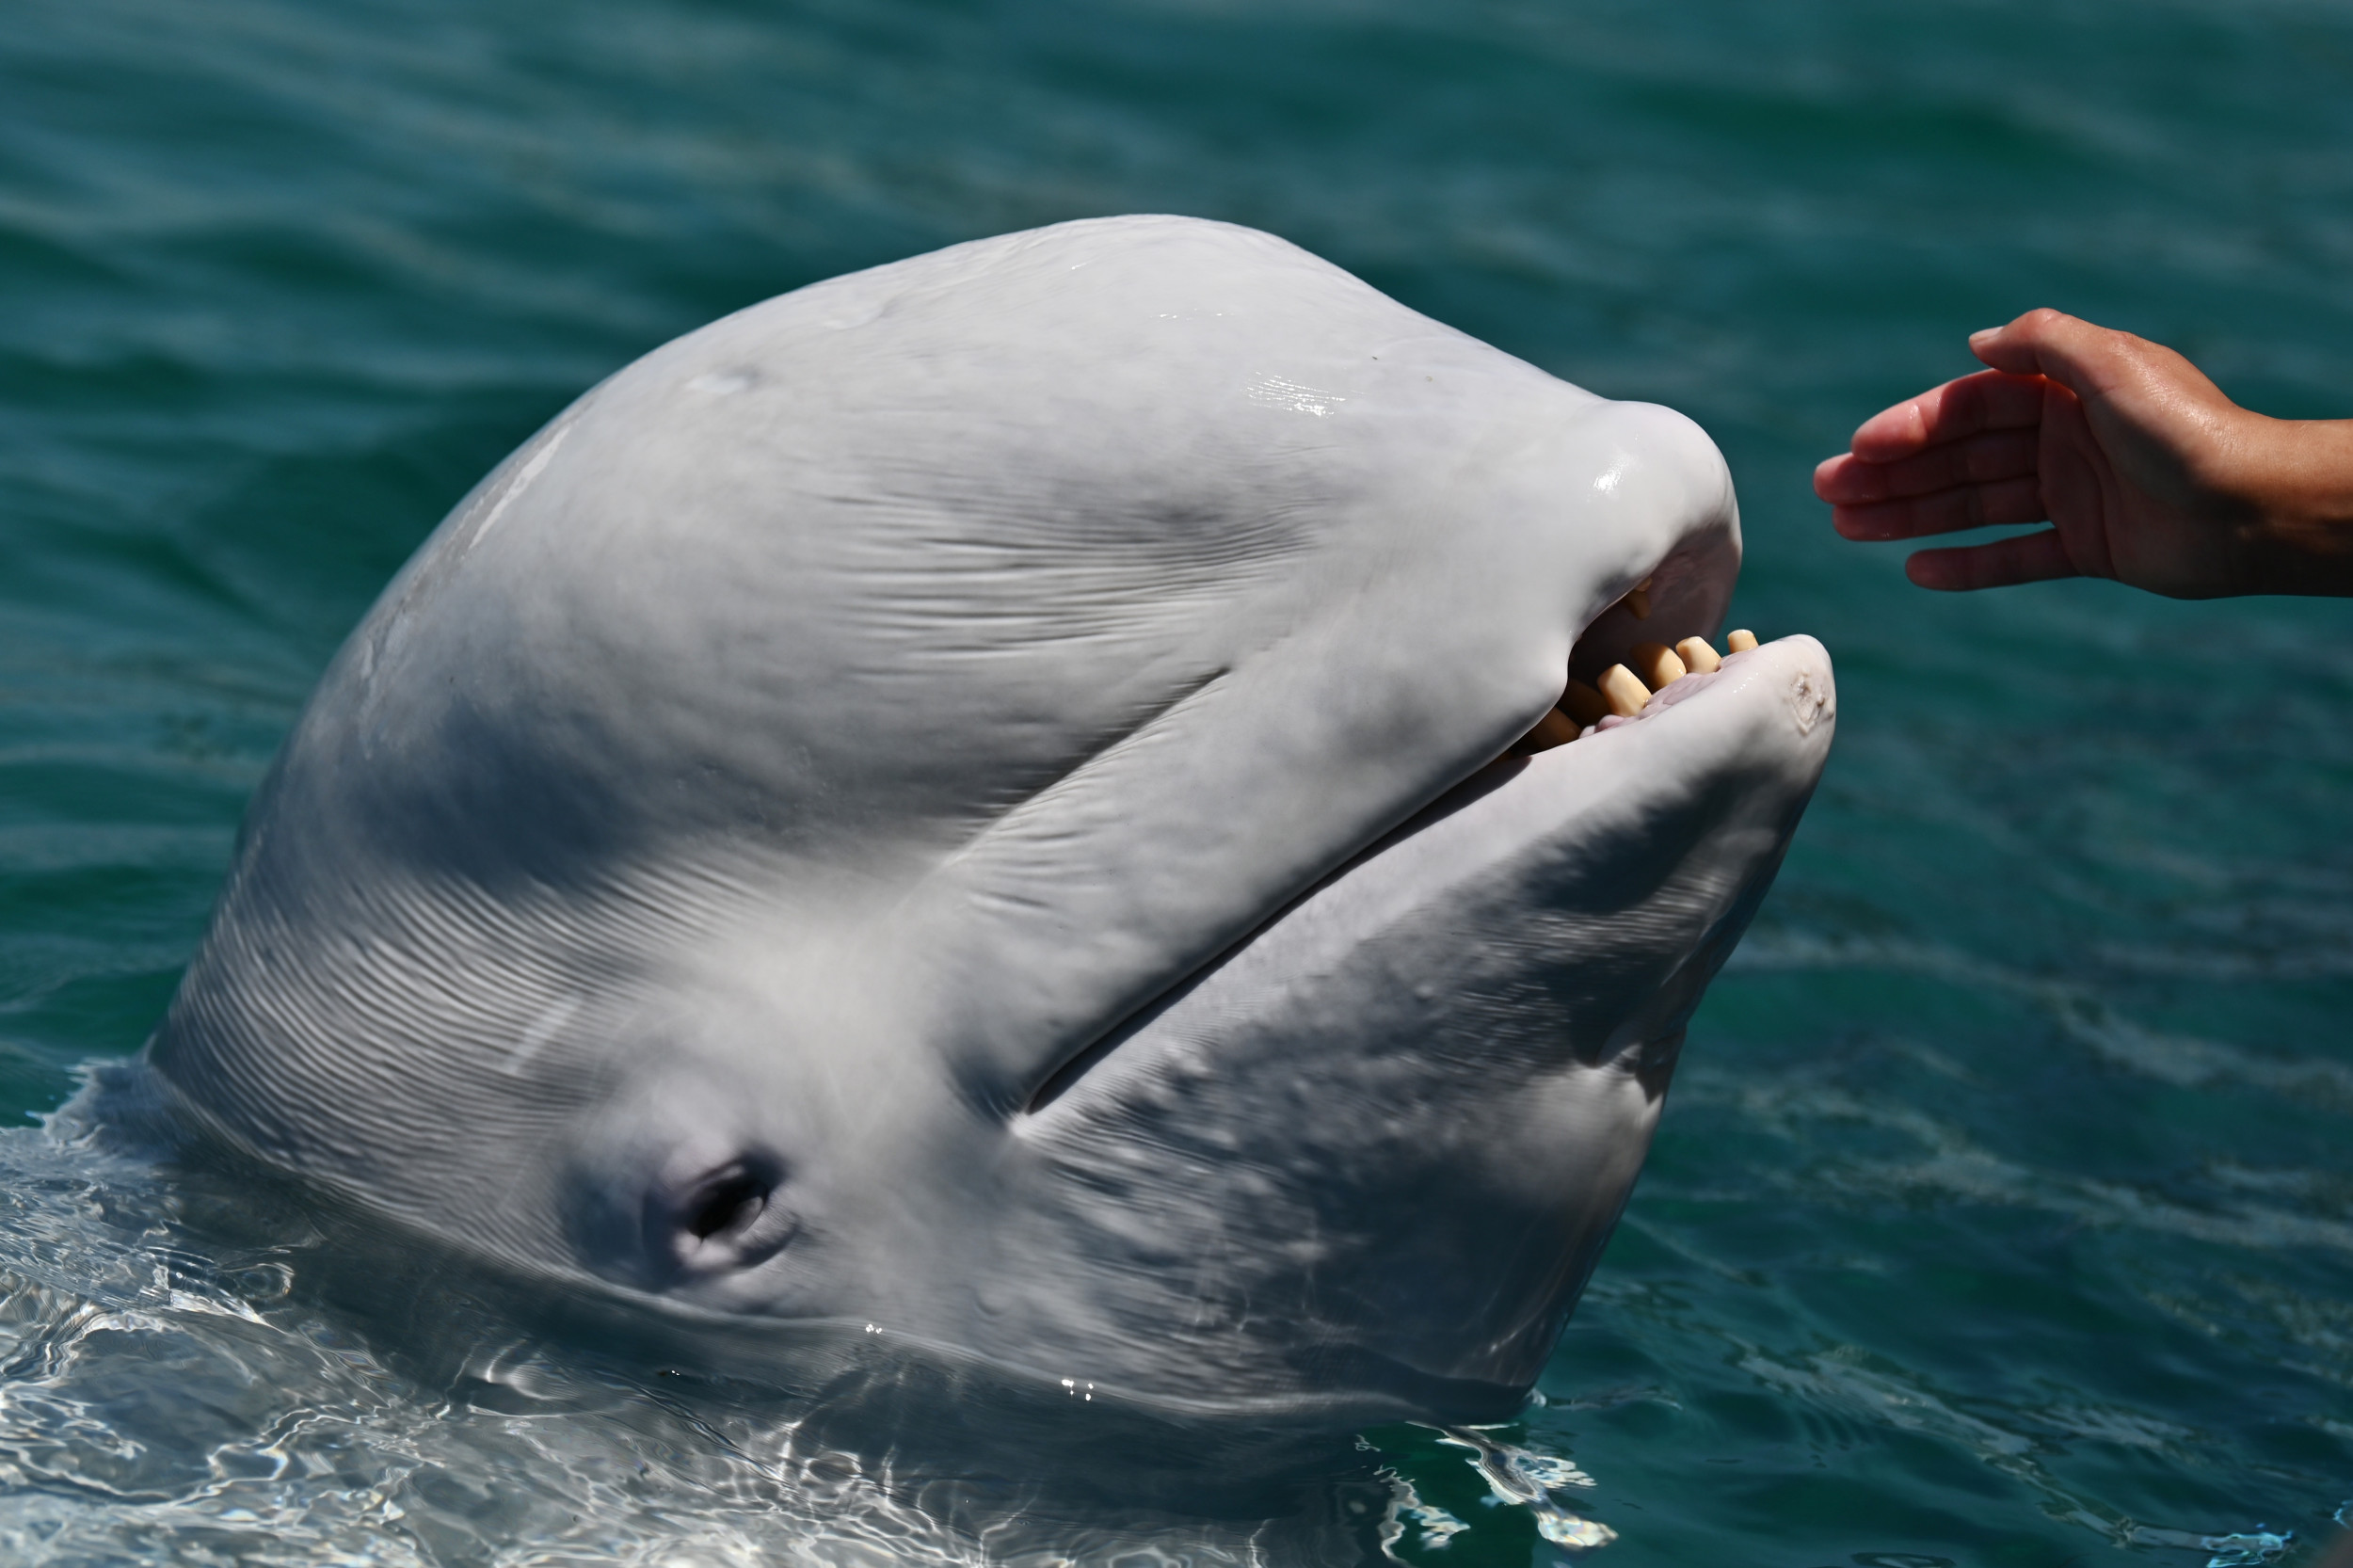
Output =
[{"x1": 987, "y1": 635, "x2": 1833, "y2": 1413}]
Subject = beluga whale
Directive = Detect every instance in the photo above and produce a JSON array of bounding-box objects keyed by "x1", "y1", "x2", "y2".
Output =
[{"x1": 141, "y1": 215, "x2": 1834, "y2": 1432}]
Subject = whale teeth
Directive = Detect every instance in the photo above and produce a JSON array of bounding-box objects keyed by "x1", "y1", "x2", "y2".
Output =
[
  {"x1": 1510, "y1": 631, "x2": 1763, "y2": 760},
  {"x1": 1627, "y1": 642, "x2": 1686, "y2": 690},
  {"x1": 1513, "y1": 707, "x2": 1582, "y2": 753},
  {"x1": 1560, "y1": 679, "x2": 1611, "y2": 730},
  {"x1": 1674, "y1": 636, "x2": 1721, "y2": 675},
  {"x1": 1623, "y1": 576, "x2": 1654, "y2": 620},
  {"x1": 1597, "y1": 664, "x2": 1651, "y2": 717}
]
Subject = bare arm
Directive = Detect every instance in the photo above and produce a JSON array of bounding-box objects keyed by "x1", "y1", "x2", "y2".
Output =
[{"x1": 1814, "y1": 308, "x2": 2353, "y2": 598}]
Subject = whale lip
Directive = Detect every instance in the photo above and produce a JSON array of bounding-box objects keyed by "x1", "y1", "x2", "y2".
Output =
[
  {"x1": 1011, "y1": 515, "x2": 1762, "y2": 1120},
  {"x1": 1022, "y1": 630, "x2": 1833, "y2": 1116}
]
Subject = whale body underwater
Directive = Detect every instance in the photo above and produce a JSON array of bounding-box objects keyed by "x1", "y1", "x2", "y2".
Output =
[{"x1": 138, "y1": 215, "x2": 1833, "y2": 1431}]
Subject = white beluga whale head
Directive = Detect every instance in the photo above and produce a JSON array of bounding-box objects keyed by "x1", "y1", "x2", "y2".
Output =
[{"x1": 147, "y1": 215, "x2": 1833, "y2": 1428}]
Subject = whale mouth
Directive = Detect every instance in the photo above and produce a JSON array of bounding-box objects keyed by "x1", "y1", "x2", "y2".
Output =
[
  {"x1": 1503, "y1": 576, "x2": 1762, "y2": 760},
  {"x1": 1024, "y1": 544, "x2": 1809, "y2": 1121}
]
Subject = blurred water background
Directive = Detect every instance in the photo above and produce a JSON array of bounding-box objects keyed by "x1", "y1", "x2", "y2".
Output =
[{"x1": 3, "y1": 0, "x2": 2351, "y2": 1562}]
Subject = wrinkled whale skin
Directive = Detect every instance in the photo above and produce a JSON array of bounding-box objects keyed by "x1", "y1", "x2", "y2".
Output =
[{"x1": 149, "y1": 215, "x2": 1833, "y2": 1424}]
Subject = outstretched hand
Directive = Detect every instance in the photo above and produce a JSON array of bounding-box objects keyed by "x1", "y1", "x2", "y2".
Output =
[{"x1": 1815, "y1": 309, "x2": 2353, "y2": 598}]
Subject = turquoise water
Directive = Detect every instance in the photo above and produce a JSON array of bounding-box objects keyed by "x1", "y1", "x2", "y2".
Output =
[{"x1": 4, "y1": 0, "x2": 2352, "y2": 1561}]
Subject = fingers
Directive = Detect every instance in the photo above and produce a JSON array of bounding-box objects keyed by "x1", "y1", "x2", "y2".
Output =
[
  {"x1": 1815, "y1": 426, "x2": 2038, "y2": 504},
  {"x1": 1903, "y1": 528, "x2": 2082, "y2": 591},
  {"x1": 1831, "y1": 475, "x2": 2045, "y2": 540},
  {"x1": 1817, "y1": 361, "x2": 2056, "y2": 552},
  {"x1": 1845, "y1": 369, "x2": 2048, "y2": 462}
]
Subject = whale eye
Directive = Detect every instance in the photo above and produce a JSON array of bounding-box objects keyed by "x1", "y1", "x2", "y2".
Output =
[
  {"x1": 651, "y1": 1155, "x2": 797, "y2": 1280},
  {"x1": 685, "y1": 1167, "x2": 767, "y2": 1240}
]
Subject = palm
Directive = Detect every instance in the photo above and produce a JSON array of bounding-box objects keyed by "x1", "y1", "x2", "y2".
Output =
[{"x1": 2035, "y1": 386, "x2": 2246, "y2": 597}]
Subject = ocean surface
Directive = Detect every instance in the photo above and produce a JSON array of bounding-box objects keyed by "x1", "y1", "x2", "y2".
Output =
[{"x1": 3, "y1": 0, "x2": 2351, "y2": 1562}]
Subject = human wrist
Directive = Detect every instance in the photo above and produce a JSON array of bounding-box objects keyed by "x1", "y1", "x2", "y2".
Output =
[{"x1": 2220, "y1": 416, "x2": 2353, "y2": 595}]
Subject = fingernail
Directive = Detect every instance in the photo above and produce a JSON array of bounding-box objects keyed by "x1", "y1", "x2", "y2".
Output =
[{"x1": 1968, "y1": 328, "x2": 2001, "y2": 344}]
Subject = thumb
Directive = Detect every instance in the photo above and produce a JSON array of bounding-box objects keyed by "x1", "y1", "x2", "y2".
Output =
[
  {"x1": 1971, "y1": 309, "x2": 2245, "y2": 443},
  {"x1": 1968, "y1": 308, "x2": 2119, "y2": 398}
]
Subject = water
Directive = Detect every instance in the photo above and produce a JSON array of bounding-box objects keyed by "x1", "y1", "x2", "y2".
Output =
[{"x1": 3, "y1": 0, "x2": 2350, "y2": 1560}]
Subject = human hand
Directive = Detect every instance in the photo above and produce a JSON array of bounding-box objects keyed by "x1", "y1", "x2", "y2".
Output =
[{"x1": 1814, "y1": 309, "x2": 2353, "y2": 598}]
